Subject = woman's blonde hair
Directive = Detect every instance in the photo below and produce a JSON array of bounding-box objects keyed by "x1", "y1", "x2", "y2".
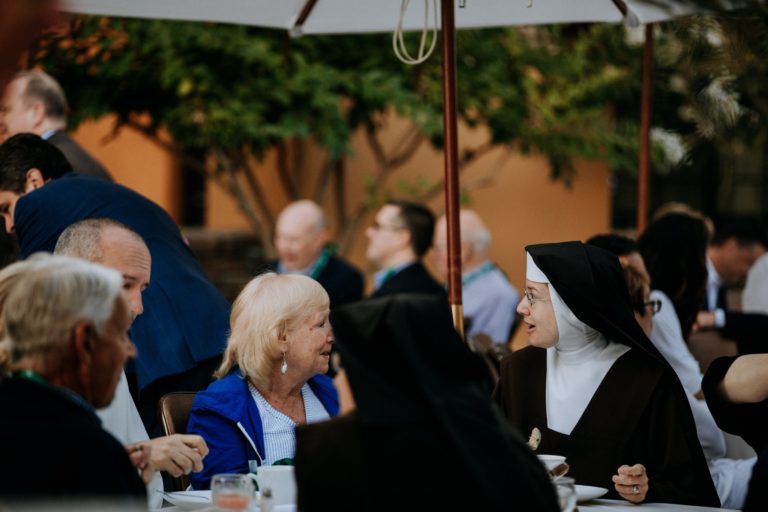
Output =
[{"x1": 214, "y1": 272, "x2": 329, "y2": 390}]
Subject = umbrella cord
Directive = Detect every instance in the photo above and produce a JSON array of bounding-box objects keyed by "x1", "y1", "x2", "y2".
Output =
[{"x1": 393, "y1": 0, "x2": 439, "y2": 65}]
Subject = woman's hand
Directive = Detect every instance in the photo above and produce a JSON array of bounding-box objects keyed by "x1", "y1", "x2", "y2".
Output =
[{"x1": 612, "y1": 464, "x2": 648, "y2": 503}]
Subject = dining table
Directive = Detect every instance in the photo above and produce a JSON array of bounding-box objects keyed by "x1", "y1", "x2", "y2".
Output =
[
  {"x1": 151, "y1": 496, "x2": 738, "y2": 512},
  {"x1": 579, "y1": 499, "x2": 738, "y2": 512}
]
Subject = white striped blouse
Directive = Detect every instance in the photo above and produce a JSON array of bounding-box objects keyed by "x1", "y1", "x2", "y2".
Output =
[{"x1": 248, "y1": 381, "x2": 330, "y2": 465}]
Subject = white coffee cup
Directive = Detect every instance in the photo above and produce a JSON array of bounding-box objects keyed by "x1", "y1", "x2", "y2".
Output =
[
  {"x1": 537, "y1": 454, "x2": 567, "y2": 472},
  {"x1": 255, "y1": 466, "x2": 297, "y2": 506}
]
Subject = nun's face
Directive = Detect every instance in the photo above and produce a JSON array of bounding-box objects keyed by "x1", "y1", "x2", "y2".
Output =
[{"x1": 517, "y1": 280, "x2": 558, "y2": 348}]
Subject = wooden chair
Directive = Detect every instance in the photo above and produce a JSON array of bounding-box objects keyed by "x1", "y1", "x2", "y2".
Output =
[
  {"x1": 158, "y1": 391, "x2": 198, "y2": 491},
  {"x1": 466, "y1": 333, "x2": 503, "y2": 385}
]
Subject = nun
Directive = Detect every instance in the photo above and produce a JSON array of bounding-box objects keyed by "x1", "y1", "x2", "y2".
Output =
[
  {"x1": 294, "y1": 294, "x2": 559, "y2": 512},
  {"x1": 494, "y1": 242, "x2": 719, "y2": 507}
]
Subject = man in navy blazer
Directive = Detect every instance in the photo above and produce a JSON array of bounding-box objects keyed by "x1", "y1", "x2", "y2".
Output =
[
  {"x1": 0, "y1": 133, "x2": 230, "y2": 435},
  {"x1": 366, "y1": 199, "x2": 445, "y2": 298}
]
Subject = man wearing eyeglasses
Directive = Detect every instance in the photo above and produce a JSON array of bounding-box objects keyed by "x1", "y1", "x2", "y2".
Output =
[{"x1": 366, "y1": 199, "x2": 445, "y2": 299}]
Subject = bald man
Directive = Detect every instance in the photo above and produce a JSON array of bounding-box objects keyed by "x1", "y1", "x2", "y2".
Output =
[
  {"x1": 432, "y1": 210, "x2": 519, "y2": 344},
  {"x1": 265, "y1": 200, "x2": 363, "y2": 308}
]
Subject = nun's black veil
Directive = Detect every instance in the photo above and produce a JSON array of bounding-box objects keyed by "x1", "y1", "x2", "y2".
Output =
[
  {"x1": 527, "y1": 241, "x2": 665, "y2": 361},
  {"x1": 330, "y1": 293, "x2": 558, "y2": 511}
]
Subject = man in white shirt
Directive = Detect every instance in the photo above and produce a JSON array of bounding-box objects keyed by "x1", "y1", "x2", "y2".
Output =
[{"x1": 55, "y1": 218, "x2": 209, "y2": 502}]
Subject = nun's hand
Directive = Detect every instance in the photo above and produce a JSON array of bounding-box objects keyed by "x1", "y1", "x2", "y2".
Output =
[{"x1": 612, "y1": 464, "x2": 648, "y2": 503}]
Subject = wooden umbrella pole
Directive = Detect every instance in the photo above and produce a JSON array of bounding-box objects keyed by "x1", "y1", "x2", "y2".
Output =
[
  {"x1": 440, "y1": 0, "x2": 464, "y2": 339},
  {"x1": 637, "y1": 23, "x2": 654, "y2": 234}
]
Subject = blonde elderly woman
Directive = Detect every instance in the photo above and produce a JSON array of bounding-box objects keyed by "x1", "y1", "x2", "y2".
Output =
[{"x1": 188, "y1": 273, "x2": 338, "y2": 489}]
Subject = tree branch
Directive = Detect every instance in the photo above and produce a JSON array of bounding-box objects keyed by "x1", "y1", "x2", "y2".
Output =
[
  {"x1": 233, "y1": 151, "x2": 276, "y2": 245},
  {"x1": 387, "y1": 125, "x2": 424, "y2": 169},
  {"x1": 276, "y1": 140, "x2": 298, "y2": 199}
]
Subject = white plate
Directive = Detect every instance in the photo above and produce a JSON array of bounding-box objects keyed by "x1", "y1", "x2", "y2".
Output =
[
  {"x1": 575, "y1": 484, "x2": 608, "y2": 503},
  {"x1": 161, "y1": 490, "x2": 211, "y2": 510}
]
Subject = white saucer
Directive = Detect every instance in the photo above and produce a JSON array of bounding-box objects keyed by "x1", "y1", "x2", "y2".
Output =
[
  {"x1": 575, "y1": 484, "x2": 608, "y2": 502},
  {"x1": 161, "y1": 490, "x2": 211, "y2": 510}
]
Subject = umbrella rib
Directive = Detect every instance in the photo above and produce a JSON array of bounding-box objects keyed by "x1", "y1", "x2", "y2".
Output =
[
  {"x1": 611, "y1": 0, "x2": 629, "y2": 17},
  {"x1": 294, "y1": 0, "x2": 319, "y2": 31}
]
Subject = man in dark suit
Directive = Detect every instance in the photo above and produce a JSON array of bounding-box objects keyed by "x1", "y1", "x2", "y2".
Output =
[
  {"x1": 0, "y1": 134, "x2": 230, "y2": 436},
  {"x1": 366, "y1": 199, "x2": 445, "y2": 298},
  {"x1": 696, "y1": 221, "x2": 768, "y2": 355},
  {"x1": 266, "y1": 199, "x2": 363, "y2": 308},
  {"x1": 0, "y1": 69, "x2": 112, "y2": 180}
]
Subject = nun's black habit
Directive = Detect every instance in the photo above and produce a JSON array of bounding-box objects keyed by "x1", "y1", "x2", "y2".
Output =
[
  {"x1": 494, "y1": 242, "x2": 719, "y2": 507},
  {"x1": 294, "y1": 294, "x2": 559, "y2": 512}
]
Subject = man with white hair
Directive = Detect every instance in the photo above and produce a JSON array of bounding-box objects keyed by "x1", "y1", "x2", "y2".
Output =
[
  {"x1": 433, "y1": 210, "x2": 519, "y2": 344},
  {"x1": 267, "y1": 199, "x2": 363, "y2": 308},
  {"x1": 0, "y1": 70, "x2": 111, "y2": 180},
  {"x1": 0, "y1": 255, "x2": 146, "y2": 500}
]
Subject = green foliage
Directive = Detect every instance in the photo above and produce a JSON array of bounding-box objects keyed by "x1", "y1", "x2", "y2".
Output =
[
  {"x1": 33, "y1": 16, "x2": 664, "y2": 244},
  {"x1": 33, "y1": 17, "x2": 643, "y2": 184}
]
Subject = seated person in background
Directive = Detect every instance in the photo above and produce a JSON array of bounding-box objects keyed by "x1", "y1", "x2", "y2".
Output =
[
  {"x1": 432, "y1": 210, "x2": 519, "y2": 345},
  {"x1": 295, "y1": 294, "x2": 559, "y2": 512},
  {"x1": 266, "y1": 199, "x2": 363, "y2": 308},
  {"x1": 494, "y1": 242, "x2": 719, "y2": 507},
  {"x1": 187, "y1": 273, "x2": 338, "y2": 489},
  {"x1": 696, "y1": 220, "x2": 768, "y2": 354},
  {"x1": 55, "y1": 219, "x2": 209, "y2": 506},
  {"x1": 366, "y1": 200, "x2": 445, "y2": 298},
  {"x1": 703, "y1": 354, "x2": 768, "y2": 512},
  {"x1": 0, "y1": 255, "x2": 146, "y2": 501}
]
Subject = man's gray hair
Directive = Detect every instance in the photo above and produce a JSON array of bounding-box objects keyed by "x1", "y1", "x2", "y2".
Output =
[
  {"x1": 468, "y1": 223, "x2": 491, "y2": 255},
  {"x1": 3, "y1": 254, "x2": 122, "y2": 365},
  {"x1": 54, "y1": 218, "x2": 143, "y2": 262},
  {"x1": 460, "y1": 210, "x2": 491, "y2": 255},
  {"x1": 14, "y1": 70, "x2": 68, "y2": 122}
]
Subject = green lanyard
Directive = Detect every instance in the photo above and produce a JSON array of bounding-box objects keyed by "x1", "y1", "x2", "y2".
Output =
[
  {"x1": 308, "y1": 248, "x2": 331, "y2": 280},
  {"x1": 461, "y1": 261, "x2": 496, "y2": 288},
  {"x1": 16, "y1": 369, "x2": 48, "y2": 386}
]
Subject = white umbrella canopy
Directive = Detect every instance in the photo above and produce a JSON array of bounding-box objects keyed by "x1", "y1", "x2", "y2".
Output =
[
  {"x1": 60, "y1": 0, "x2": 705, "y2": 333},
  {"x1": 64, "y1": 0, "x2": 697, "y2": 32}
]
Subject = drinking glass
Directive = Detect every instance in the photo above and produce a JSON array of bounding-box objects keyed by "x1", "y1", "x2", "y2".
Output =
[
  {"x1": 211, "y1": 473, "x2": 256, "y2": 511},
  {"x1": 554, "y1": 477, "x2": 577, "y2": 512}
]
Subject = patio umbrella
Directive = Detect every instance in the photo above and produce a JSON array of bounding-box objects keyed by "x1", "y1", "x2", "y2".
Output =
[{"x1": 62, "y1": 0, "x2": 704, "y2": 334}]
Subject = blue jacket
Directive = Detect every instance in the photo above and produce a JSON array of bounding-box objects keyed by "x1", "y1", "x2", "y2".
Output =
[{"x1": 187, "y1": 370, "x2": 339, "y2": 490}]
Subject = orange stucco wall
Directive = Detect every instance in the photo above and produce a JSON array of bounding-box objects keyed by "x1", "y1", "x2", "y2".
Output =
[{"x1": 70, "y1": 115, "x2": 182, "y2": 222}]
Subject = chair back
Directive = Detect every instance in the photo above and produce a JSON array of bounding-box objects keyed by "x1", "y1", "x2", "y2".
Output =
[{"x1": 158, "y1": 391, "x2": 197, "y2": 491}]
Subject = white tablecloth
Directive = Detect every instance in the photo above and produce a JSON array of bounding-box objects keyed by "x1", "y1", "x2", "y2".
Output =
[{"x1": 581, "y1": 499, "x2": 738, "y2": 511}]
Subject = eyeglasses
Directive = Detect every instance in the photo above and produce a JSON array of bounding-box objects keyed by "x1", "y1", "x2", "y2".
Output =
[
  {"x1": 522, "y1": 287, "x2": 551, "y2": 307},
  {"x1": 644, "y1": 299, "x2": 662, "y2": 315},
  {"x1": 369, "y1": 220, "x2": 405, "y2": 232}
]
